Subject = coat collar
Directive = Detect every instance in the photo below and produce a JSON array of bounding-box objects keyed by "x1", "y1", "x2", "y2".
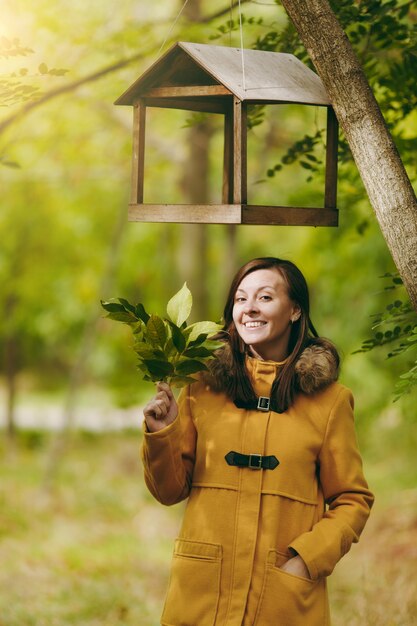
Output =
[{"x1": 205, "y1": 339, "x2": 339, "y2": 396}]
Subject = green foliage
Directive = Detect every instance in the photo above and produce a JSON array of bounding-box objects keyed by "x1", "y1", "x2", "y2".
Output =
[
  {"x1": 0, "y1": 36, "x2": 33, "y2": 59},
  {"x1": 0, "y1": 40, "x2": 68, "y2": 108},
  {"x1": 102, "y1": 284, "x2": 223, "y2": 387},
  {"x1": 354, "y1": 274, "x2": 417, "y2": 400},
  {"x1": 0, "y1": 36, "x2": 68, "y2": 172},
  {"x1": 209, "y1": 14, "x2": 265, "y2": 41},
  {"x1": 166, "y1": 282, "x2": 192, "y2": 327},
  {"x1": 266, "y1": 130, "x2": 324, "y2": 182}
]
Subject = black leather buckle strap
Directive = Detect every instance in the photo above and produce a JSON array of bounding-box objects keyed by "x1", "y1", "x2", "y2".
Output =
[
  {"x1": 234, "y1": 396, "x2": 275, "y2": 412},
  {"x1": 249, "y1": 454, "x2": 262, "y2": 469},
  {"x1": 225, "y1": 450, "x2": 280, "y2": 470},
  {"x1": 257, "y1": 396, "x2": 270, "y2": 411}
]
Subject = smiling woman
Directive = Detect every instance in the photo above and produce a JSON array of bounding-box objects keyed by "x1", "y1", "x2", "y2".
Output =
[
  {"x1": 232, "y1": 268, "x2": 301, "y2": 362},
  {"x1": 221, "y1": 257, "x2": 330, "y2": 415},
  {"x1": 140, "y1": 256, "x2": 374, "y2": 626}
]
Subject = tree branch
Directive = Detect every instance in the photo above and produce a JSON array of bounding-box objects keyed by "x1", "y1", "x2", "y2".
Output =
[
  {"x1": 0, "y1": 1, "x2": 250, "y2": 136},
  {"x1": 200, "y1": 0, "x2": 251, "y2": 22},
  {"x1": 0, "y1": 52, "x2": 149, "y2": 136}
]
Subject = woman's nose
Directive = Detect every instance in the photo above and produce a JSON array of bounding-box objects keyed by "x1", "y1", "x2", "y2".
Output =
[{"x1": 243, "y1": 299, "x2": 259, "y2": 314}]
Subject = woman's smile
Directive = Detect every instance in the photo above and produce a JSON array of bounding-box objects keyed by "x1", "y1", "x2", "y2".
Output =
[{"x1": 243, "y1": 320, "x2": 267, "y2": 328}]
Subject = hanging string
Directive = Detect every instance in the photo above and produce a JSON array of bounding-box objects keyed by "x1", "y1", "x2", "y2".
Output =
[
  {"x1": 156, "y1": 0, "x2": 247, "y2": 92},
  {"x1": 237, "y1": 0, "x2": 247, "y2": 92},
  {"x1": 156, "y1": 0, "x2": 192, "y2": 57},
  {"x1": 229, "y1": 0, "x2": 234, "y2": 47}
]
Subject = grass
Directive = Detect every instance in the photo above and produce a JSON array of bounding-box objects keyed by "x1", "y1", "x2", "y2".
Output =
[
  {"x1": 0, "y1": 427, "x2": 416, "y2": 625},
  {"x1": 0, "y1": 431, "x2": 181, "y2": 626}
]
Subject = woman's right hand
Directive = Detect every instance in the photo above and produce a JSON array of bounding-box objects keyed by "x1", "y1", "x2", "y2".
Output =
[{"x1": 143, "y1": 382, "x2": 178, "y2": 432}]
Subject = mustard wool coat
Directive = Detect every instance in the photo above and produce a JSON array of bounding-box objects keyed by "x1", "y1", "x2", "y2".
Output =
[{"x1": 142, "y1": 350, "x2": 374, "y2": 626}]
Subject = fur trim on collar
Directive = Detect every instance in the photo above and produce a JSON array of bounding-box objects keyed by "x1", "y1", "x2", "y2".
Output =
[
  {"x1": 295, "y1": 340, "x2": 339, "y2": 394},
  {"x1": 204, "y1": 338, "x2": 339, "y2": 395}
]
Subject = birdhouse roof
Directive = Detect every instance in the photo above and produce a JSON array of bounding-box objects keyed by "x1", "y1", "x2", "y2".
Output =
[{"x1": 115, "y1": 41, "x2": 331, "y2": 106}]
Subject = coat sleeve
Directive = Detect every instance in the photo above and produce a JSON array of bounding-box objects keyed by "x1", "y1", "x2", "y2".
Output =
[
  {"x1": 141, "y1": 385, "x2": 197, "y2": 506},
  {"x1": 288, "y1": 386, "x2": 374, "y2": 580}
]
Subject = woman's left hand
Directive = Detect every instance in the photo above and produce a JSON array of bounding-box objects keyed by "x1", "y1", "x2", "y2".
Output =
[{"x1": 280, "y1": 555, "x2": 311, "y2": 580}]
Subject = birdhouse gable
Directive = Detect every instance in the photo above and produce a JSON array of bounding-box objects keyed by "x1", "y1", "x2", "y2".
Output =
[{"x1": 115, "y1": 43, "x2": 227, "y2": 106}]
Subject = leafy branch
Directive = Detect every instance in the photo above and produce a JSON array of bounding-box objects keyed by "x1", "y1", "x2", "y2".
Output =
[
  {"x1": 101, "y1": 284, "x2": 223, "y2": 387},
  {"x1": 353, "y1": 273, "x2": 417, "y2": 400},
  {"x1": 265, "y1": 129, "x2": 325, "y2": 182}
]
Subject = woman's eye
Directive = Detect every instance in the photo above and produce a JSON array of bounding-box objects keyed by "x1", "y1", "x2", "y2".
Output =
[
  {"x1": 235, "y1": 297, "x2": 246, "y2": 303},
  {"x1": 260, "y1": 295, "x2": 272, "y2": 301}
]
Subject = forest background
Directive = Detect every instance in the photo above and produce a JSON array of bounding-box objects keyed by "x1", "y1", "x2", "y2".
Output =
[{"x1": 1, "y1": 0, "x2": 416, "y2": 624}]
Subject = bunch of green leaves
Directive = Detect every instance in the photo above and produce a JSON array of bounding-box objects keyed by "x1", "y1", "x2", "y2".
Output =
[
  {"x1": 101, "y1": 284, "x2": 224, "y2": 387},
  {"x1": 353, "y1": 274, "x2": 417, "y2": 400}
]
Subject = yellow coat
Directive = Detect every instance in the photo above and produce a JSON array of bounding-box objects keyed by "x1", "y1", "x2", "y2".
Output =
[{"x1": 142, "y1": 355, "x2": 374, "y2": 626}]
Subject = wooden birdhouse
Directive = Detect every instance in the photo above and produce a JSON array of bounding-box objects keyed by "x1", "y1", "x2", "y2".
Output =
[{"x1": 115, "y1": 42, "x2": 339, "y2": 226}]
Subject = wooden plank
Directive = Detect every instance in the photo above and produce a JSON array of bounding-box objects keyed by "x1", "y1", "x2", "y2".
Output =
[
  {"x1": 232, "y1": 97, "x2": 247, "y2": 204},
  {"x1": 325, "y1": 107, "x2": 338, "y2": 209},
  {"x1": 144, "y1": 85, "x2": 231, "y2": 98},
  {"x1": 222, "y1": 105, "x2": 233, "y2": 203},
  {"x1": 241, "y1": 104, "x2": 248, "y2": 204},
  {"x1": 143, "y1": 97, "x2": 228, "y2": 114},
  {"x1": 239, "y1": 99, "x2": 327, "y2": 107},
  {"x1": 242, "y1": 205, "x2": 339, "y2": 226},
  {"x1": 130, "y1": 101, "x2": 146, "y2": 204},
  {"x1": 128, "y1": 204, "x2": 242, "y2": 224},
  {"x1": 232, "y1": 98, "x2": 241, "y2": 204},
  {"x1": 128, "y1": 203, "x2": 338, "y2": 226}
]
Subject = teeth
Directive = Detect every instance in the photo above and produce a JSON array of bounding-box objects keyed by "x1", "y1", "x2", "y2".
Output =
[{"x1": 244, "y1": 321, "x2": 266, "y2": 328}]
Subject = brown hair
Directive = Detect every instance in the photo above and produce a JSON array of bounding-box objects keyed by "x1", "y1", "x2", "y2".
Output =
[{"x1": 219, "y1": 257, "x2": 336, "y2": 412}]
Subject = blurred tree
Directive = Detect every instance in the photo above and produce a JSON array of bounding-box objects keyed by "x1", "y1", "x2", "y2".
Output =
[{"x1": 177, "y1": 0, "x2": 216, "y2": 320}]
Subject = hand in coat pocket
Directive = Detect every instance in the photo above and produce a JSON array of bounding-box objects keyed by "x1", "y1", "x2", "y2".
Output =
[{"x1": 280, "y1": 555, "x2": 311, "y2": 580}]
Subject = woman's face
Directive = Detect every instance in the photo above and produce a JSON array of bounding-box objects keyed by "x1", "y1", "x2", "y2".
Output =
[{"x1": 232, "y1": 268, "x2": 300, "y2": 361}]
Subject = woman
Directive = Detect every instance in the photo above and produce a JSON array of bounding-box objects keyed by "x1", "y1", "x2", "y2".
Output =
[{"x1": 142, "y1": 257, "x2": 374, "y2": 626}]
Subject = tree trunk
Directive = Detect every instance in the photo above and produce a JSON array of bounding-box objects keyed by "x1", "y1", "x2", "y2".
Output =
[
  {"x1": 178, "y1": 118, "x2": 213, "y2": 320},
  {"x1": 224, "y1": 224, "x2": 238, "y2": 292},
  {"x1": 4, "y1": 336, "x2": 18, "y2": 440},
  {"x1": 42, "y1": 199, "x2": 127, "y2": 490},
  {"x1": 281, "y1": 0, "x2": 417, "y2": 311},
  {"x1": 3, "y1": 295, "x2": 19, "y2": 440}
]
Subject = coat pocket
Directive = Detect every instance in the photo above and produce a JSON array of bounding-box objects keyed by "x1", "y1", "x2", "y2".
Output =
[
  {"x1": 161, "y1": 538, "x2": 222, "y2": 626},
  {"x1": 253, "y1": 550, "x2": 327, "y2": 626}
]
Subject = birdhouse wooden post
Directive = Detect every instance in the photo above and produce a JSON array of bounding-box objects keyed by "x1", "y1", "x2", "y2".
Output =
[{"x1": 115, "y1": 42, "x2": 339, "y2": 226}]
